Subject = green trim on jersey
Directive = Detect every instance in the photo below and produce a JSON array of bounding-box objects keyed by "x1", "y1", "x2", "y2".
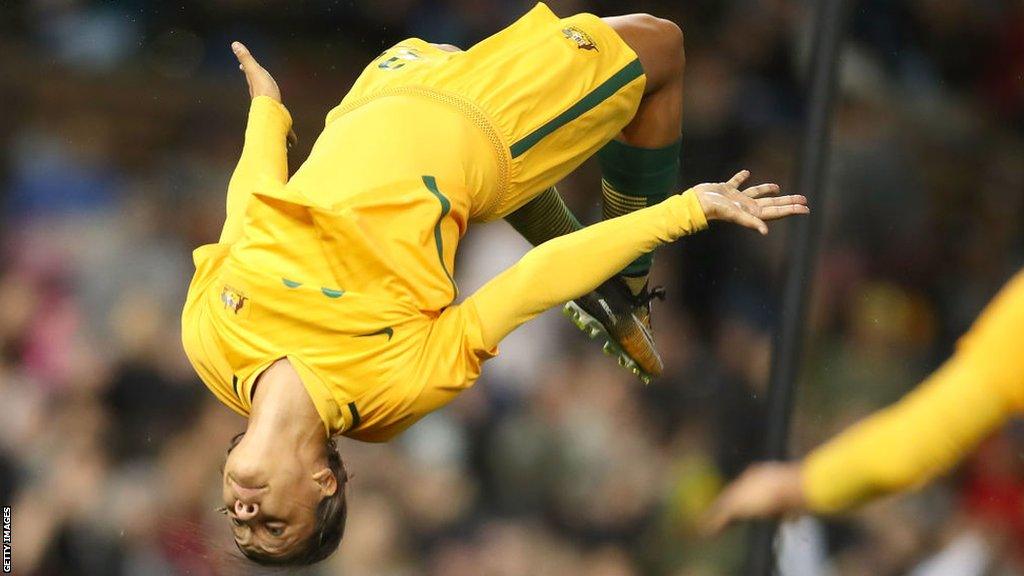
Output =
[
  {"x1": 320, "y1": 287, "x2": 345, "y2": 298},
  {"x1": 422, "y1": 175, "x2": 458, "y2": 297},
  {"x1": 509, "y1": 58, "x2": 644, "y2": 159}
]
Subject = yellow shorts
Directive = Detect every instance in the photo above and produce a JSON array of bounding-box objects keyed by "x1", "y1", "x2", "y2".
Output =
[{"x1": 326, "y1": 2, "x2": 646, "y2": 220}]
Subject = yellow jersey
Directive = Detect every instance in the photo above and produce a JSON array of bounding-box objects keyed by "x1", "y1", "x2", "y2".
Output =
[
  {"x1": 181, "y1": 95, "x2": 502, "y2": 442},
  {"x1": 179, "y1": 95, "x2": 707, "y2": 442}
]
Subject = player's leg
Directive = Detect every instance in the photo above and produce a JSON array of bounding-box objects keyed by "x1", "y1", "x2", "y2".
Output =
[
  {"x1": 504, "y1": 15, "x2": 683, "y2": 270},
  {"x1": 601, "y1": 14, "x2": 685, "y2": 290},
  {"x1": 504, "y1": 186, "x2": 581, "y2": 245},
  {"x1": 563, "y1": 14, "x2": 685, "y2": 380}
]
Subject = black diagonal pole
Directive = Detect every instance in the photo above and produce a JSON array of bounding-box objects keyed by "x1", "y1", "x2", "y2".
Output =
[{"x1": 744, "y1": 0, "x2": 850, "y2": 574}]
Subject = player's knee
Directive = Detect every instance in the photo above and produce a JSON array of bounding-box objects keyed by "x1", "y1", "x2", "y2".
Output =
[
  {"x1": 618, "y1": 14, "x2": 685, "y2": 82},
  {"x1": 645, "y1": 15, "x2": 685, "y2": 73}
]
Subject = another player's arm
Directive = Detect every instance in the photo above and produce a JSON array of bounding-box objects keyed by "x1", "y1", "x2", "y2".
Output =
[
  {"x1": 467, "y1": 171, "x2": 807, "y2": 348},
  {"x1": 219, "y1": 42, "x2": 295, "y2": 244},
  {"x1": 702, "y1": 270, "x2": 1024, "y2": 533}
]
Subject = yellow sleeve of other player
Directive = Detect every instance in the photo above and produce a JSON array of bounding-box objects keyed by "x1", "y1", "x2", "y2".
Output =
[
  {"x1": 802, "y1": 269, "x2": 1024, "y2": 513},
  {"x1": 219, "y1": 96, "x2": 292, "y2": 244},
  {"x1": 466, "y1": 190, "x2": 707, "y2": 349}
]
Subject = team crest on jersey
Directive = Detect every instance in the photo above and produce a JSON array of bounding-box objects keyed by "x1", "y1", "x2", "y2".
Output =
[
  {"x1": 220, "y1": 285, "x2": 248, "y2": 315},
  {"x1": 562, "y1": 27, "x2": 598, "y2": 51}
]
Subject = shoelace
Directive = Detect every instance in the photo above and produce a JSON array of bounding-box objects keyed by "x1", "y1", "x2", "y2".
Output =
[{"x1": 629, "y1": 285, "x2": 666, "y2": 331}]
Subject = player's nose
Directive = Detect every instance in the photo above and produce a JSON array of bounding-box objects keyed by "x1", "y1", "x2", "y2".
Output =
[{"x1": 234, "y1": 499, "x2": 259, "y2": 520}]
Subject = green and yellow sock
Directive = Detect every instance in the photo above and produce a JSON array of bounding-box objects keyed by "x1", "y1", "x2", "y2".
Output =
[
  {"x1": 504, "y1": 186, "x2": 583, "y2": 246},
  {"x1": 599, "y1": 138, "x2": 681, "y2": 293}
]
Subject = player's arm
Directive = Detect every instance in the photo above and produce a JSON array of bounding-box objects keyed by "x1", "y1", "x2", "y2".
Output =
[
  {"x1": 466, "y1": 171, "x2": 807, "y2": 349},
  {"x1": 702, "y1": 270, "x2": 1024, "y2": 533},
  {"x1": 218, "y1": 42, "x2": 295, "y2": 244}
]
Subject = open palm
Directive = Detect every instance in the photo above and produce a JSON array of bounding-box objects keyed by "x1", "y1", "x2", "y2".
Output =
[{"x1": 694, "y1": 170, "x2": 809, "y2": 235}]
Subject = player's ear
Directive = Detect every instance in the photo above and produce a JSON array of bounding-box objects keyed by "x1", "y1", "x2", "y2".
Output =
[{"x1": 313, "y1": 467, "x2": 338, "y2": 497}]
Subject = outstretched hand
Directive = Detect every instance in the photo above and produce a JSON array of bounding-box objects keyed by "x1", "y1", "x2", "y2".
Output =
[
  {"x1": 693, "y1": 170, "x2": 808, "y2": 235},
  {"x1": 233, "y1": 41, "x2": 282, "y2": 101},
  {"x1": 232, "y1": 41, "x2": 296, "y2": 146},
  {"x1": 700, "y1": 461, "x2": 807, "y2": 536}
]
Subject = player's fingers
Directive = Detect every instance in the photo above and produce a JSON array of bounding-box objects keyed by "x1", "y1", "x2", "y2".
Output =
[
  {"x1": 733, "y1": 208, "x2": 769, "y2": 235},
  {"x1": 232, "y1": 41, "x2": 259, "y2": 70},
  {"x1": 743, "y1": 183, "x2": 781, "y2": 198},
  {"x1": 760, "y1": 203, "x2": 810, "y2": 221},
  {"x1": 726, "y1": 170, "x2": 751, "y2": 188},
  {"x1": 755, "y1": 194, "x2": 807, "y2": 207},
  {"x1": 701, "y1": 484, "x2": 753, "y2": 536},
  {"x1": 699, "y1": 500, "x2": 735, "y2": 536}
]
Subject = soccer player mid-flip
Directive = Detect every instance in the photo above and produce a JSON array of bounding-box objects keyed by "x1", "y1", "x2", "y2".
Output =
[{"x1": 181, "y1": 3, "x2": 808, "y2": 566}]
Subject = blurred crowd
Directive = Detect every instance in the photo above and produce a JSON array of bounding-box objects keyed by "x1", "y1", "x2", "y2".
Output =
[{"x1": 1, "y1": 0, "x2": 1023, "y2": 575}]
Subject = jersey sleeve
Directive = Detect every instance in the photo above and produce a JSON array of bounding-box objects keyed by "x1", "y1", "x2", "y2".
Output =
[
  {"x1": 219, "y1": 96, "x2": 293, "y2": 244},
  {"x1": 801, "y1": 270, "x2": 1024, "y2": 513},
  {"x1": 409, "y1": 299, "x2": 498, "y2": 419},
  {"x1": 464, "y1": 190, "x2": 708, "y2": 349}
]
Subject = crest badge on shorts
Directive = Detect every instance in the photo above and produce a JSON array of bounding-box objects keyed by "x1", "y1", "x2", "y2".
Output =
[{"x1": 562, "y1": 27, "x2": 598, "y2": 51}]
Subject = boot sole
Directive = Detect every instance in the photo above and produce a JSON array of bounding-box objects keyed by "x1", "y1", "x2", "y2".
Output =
[{"x1": 563, "y1": 302, "x2": 653, "y2": 384}]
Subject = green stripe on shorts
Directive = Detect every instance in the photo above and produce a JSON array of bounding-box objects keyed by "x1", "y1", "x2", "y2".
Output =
[{"x1": 509, "y1": 58, "x2": 644, "y2": 159}]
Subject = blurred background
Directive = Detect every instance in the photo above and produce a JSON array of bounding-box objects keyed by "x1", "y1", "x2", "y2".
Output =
[{"x1": 1, "y1": 0, "x2": 1023, "y2": 574}]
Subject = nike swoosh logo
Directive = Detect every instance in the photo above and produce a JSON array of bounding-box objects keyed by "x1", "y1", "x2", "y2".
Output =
[{"x1": 355, "y1": 327, "x2": 394, "y2": 341}]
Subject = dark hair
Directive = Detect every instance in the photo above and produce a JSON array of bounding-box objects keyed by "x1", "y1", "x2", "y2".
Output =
[{"x1": 224, "y1": 434, "x2": 349, "y2": 566}]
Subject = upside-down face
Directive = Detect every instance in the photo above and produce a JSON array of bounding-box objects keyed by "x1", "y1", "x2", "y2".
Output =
[{"x1": 220, "y1": 433, "x2": 336, "y2": 563}]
